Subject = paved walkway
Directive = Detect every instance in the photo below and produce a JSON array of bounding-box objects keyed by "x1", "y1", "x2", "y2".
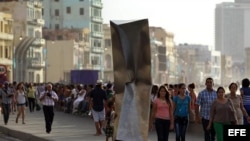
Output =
[{"x1": 0, "y1": 109, "x2": 204, "y2": 141}]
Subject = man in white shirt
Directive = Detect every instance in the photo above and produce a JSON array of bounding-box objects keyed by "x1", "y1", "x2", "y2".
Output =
[{"x1": 39, "y1": 83, "x2": 58, "y2": 134}]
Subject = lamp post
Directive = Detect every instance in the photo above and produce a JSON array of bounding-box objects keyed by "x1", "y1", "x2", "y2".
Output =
[{"x1": 44, "y1": 40, "x2": 48, "y2": 83}]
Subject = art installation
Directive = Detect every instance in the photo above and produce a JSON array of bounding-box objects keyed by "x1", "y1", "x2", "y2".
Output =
[{"x1": 110, "y1": 19, "x2": 152, "y2": 141}]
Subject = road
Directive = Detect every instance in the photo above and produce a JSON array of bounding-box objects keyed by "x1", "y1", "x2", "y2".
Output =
[{"x1": 0, "y1": 109, "x2": 203, "y2": 141}]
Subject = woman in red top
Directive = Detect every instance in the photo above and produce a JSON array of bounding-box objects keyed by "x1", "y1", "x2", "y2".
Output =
[{"x1": 150, "y1": 85, "x2": 174, "y2": 141}]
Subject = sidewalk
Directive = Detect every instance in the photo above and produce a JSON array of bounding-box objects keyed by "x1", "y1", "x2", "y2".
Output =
[{"x1": 0, "y1": 110, "x2": 203, "y2": 141}]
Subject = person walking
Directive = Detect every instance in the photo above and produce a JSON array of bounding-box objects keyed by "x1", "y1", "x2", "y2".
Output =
[
  {"x1": 173, "y1": 83, "x2": 191, "y2": 141},
  {"x1": 89, "y1": 80, "x2": 107, "y2": 136},
  {"x1": 240, "y1": 78, "x2": 250, "y2": 125},
  {"x1": 27, "y1": 83, "x2": 36, "y2": 112},
  {"x1": 15, "y1": 82, "x2": 27, "y2": 124},
  {"x1": 105, "y1": 100, "x2": 116, "y2": 141},
  {"x1": 207, "y1": 87, "x2": 237, "y2": 141},
  {"x1": 149, "y1": 85, "x2": 174, "y2": 141},
  {"x1": 39, "y1": 83, "x2": 58, "y2": 134},
  {"x1": 188, "y1": 83, "x2": 197, "y2": 123},
  {"x1": 0, "y1": 81, "x2": 14, "y2": 125},
  {"x1": 226, "y1": 82, "x2": 250, "y2": 124},
  {"x1": 195, "y1": 77, "x2": 217, "y2": 141}
]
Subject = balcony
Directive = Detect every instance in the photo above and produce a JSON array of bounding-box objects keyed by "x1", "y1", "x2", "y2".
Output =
[
  {"x1": 0, "y1": 58, "x2": 12, "y2": 66},
  {"x1": 91, "y1": 1, "x2": 103, "y2": 8},
  {"x1": 34, "y1": 19, "x2": 45, "y2": 25},
  {"x1": 91, "y1": 32, "x2": 103, "y2": 38},
  {"x1": 28, "y1": 60, "x2": 45, "y2": 68},
  {"x1": 28, "y1": 18, "x2": 44, "y2": 26},
  {"x1": 91, "y1": 47, "x2": 103, "y2": 53},
  {"x1": 32, "y1": 38, "x2": 45, "y2": 46},
  {"x1": 0, "y1": 33, "x2": 13, "y2": 40},
  {"x1": 91, "y1": 16, "x2": 103, "y2": 23},
  {"x1": 34, "y1": 1, "x2": 42, "y2": 8}
]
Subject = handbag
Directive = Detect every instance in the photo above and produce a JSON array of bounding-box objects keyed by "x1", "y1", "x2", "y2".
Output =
[{"x1": 228, "y1": 99, "x2": 238, "y2": 124}]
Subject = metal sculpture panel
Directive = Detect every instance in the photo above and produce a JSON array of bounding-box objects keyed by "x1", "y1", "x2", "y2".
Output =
[{"x1": 110, "y1": 19, "x2": 152, "y2": 141}]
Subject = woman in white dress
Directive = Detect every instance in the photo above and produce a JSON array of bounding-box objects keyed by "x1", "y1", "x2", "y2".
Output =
[{"x1": 15, "y1": 82, "x2": 27, "y2": 124}]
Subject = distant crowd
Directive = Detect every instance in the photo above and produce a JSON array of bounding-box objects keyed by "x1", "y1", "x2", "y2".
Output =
[{"x1": 1, "y1": 77, "x2": 250, "y2": 141}]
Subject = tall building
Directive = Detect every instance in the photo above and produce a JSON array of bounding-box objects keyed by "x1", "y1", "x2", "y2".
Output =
[
  {"x1": 0, "y1": 12, "x2": 13, "y2": 82},
  {"x1": 215, "y1": 1, "x2": 250, "y2": 64},
  {"x1": 0, "y1": 0, "x2": 45, "y2": 83},
  {"x1": 42, "y1": 0, "x2": 104, "y2": 79},
  {"x1": 176, "y1": 44, "x2": 212, "y2": 84}
]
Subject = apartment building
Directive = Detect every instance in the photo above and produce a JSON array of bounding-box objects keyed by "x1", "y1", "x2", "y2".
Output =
[{"x1": 0, "y1": 0, "x2": 45, "y2": 83}]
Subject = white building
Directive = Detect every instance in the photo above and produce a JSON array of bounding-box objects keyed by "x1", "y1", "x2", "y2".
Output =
[{"x1": 215, "y1": 0, "x2": 250, "y2": 64}]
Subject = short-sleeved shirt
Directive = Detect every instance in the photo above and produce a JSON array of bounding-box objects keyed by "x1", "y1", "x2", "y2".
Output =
[
  {"x1": 240, "y1": 87, "x2": 250, "y2": 106},
  {"x1": 90, "y1": 87, "x2": 107, "y2": 112},
  {"x1": 40, "y1": 90, "x2": 58, "y2": 106},
  {"x1": 226, "y1": 94, "x2": 243, "y2": 120},
  {"x1": 196, "y1": 89, "x2": 217, "y2": 120},
  {"x1": 173, "y1": 95, "x2": 191, "y2": 117},
  {"x1": 154, "y1": 98, "x2": 171, "y2": 120},
  {"x1": 210, "y1": 100, "x2": 236, "y2": 123}
]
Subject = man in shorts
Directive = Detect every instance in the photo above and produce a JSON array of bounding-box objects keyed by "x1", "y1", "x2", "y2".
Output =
[{"x1": 89, "y1": 80, "x2": 107, "y2": 136}]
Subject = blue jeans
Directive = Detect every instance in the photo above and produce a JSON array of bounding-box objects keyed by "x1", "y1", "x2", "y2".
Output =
[
  {"x1": 174, "y1": 116, "x2": 188, "y2": 141},
  {"x1": 2, "y1": 103, "x2": 10, "y2": 124},
  {"x1": 155, "y1": 118, "x2": 171, "y2": 141},
  {"x1": 202, "y1": 118, "x2": 216, "y2": 141}
]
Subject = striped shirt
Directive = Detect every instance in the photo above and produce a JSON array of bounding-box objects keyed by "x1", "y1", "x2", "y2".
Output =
[
  {"x1": 196, "y1": 89, "x2": 217, "y2": 120},
  {"x1": 240, "y1": 87, "x2": 250, "y2": 106},
  {"x1": 40, "y1": 90, "x2": 58, "y2": 106}
]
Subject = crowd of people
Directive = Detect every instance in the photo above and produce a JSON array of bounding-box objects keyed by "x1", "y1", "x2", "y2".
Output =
[
  {"x1": 1, "y1": 77, "x2": 250, "y2": 141},
  {"x1": 150, "y1": 77, "x2": 250, "y2": 141}
]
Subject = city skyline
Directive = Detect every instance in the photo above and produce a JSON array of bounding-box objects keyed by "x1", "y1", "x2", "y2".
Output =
[{"x1": 102, "y1": 0, "x2": 234, "y2": 47}]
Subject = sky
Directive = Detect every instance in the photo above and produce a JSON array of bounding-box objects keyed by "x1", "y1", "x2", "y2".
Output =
[{"x1": 102, "y1": 0, "x2": 234, "y2": 47}]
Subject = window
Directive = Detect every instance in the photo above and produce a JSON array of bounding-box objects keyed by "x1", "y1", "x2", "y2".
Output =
[
  {"x1": 5, "y1": 46, "x2": 8, "y2": 58},
  {"x1": 66, "y1": 7, "x2": 71, "y2": 14},
  {"x1": 84, "y1": 51, "x2": 89, "y2": 64},
  {"x1": 0, "y1": 46, "x2": 2, "y2": 58},
  {"x1": 105, "y1": 39, "x2": 111, "y2": 47},
  {"x1": 55, "y1": 24, "x2": 59, "y2": 30},
  {"x1": 55, "y1": 9, "x2": 59, "y2": 16},
  {"x1": 28, "y1": 28, "x2": 34, "y2": 37},
  {"x1": 80, "y1": 8, "x2": 84, "y2": 15},
  {"x1": 79, "y1": 0, "x2": 84, "y2": 1},
  {"x1": 54, "y1": 0, "x2": 59, "y2": 2}
]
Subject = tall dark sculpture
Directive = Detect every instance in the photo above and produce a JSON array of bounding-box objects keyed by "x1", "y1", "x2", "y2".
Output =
[{"x1": 110, "y1": 19, "x2": 152, "y2": 141}]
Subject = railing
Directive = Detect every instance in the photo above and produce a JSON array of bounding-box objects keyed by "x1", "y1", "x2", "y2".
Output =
[
  {"x1": 91, "y1": 16, "x2": 103, "y2": 23},
  {"x1": 0, "y1": 33, "x2": 13, "y2": 40},
  {"x1": 29, "y1": 60, "x2": 45, "y2": 68},
  {"x1": 91, "y1": 0, "x2": 103, "y2": 8}
]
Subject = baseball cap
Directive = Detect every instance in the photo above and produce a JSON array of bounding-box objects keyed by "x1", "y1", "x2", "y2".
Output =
[{"x1": 96, "y1": 79, "x2": 103, "y2": 84}]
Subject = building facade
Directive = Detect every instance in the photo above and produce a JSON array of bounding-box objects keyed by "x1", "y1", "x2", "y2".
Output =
[
  {"x1": 176, "y1": 44, "x2": 212, "y2": 84},
  {"x1": 0, "y1": 12, "x2": 13, "y2": 82},
  {"x1": 42, "y1": 0, "x2": 104, "y2": 80},
  {"x1": 46, "y1": 40, "x2": 80, "y2": 83},
  {"x1": 0, "y1": 0, "x2": 45, "y2": 83},
  {"x1": 215, "y1": 1, "x2": 250, "y2": 64}
]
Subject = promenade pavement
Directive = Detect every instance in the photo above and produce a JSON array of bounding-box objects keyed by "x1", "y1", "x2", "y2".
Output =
[{"x1": 0, "y1": 109, "x2": 204, "y2": 141}]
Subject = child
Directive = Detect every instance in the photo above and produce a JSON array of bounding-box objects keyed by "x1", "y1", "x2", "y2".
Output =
[{"x1": 105, "y1": 100, "x2": 115, "y2": 141}]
